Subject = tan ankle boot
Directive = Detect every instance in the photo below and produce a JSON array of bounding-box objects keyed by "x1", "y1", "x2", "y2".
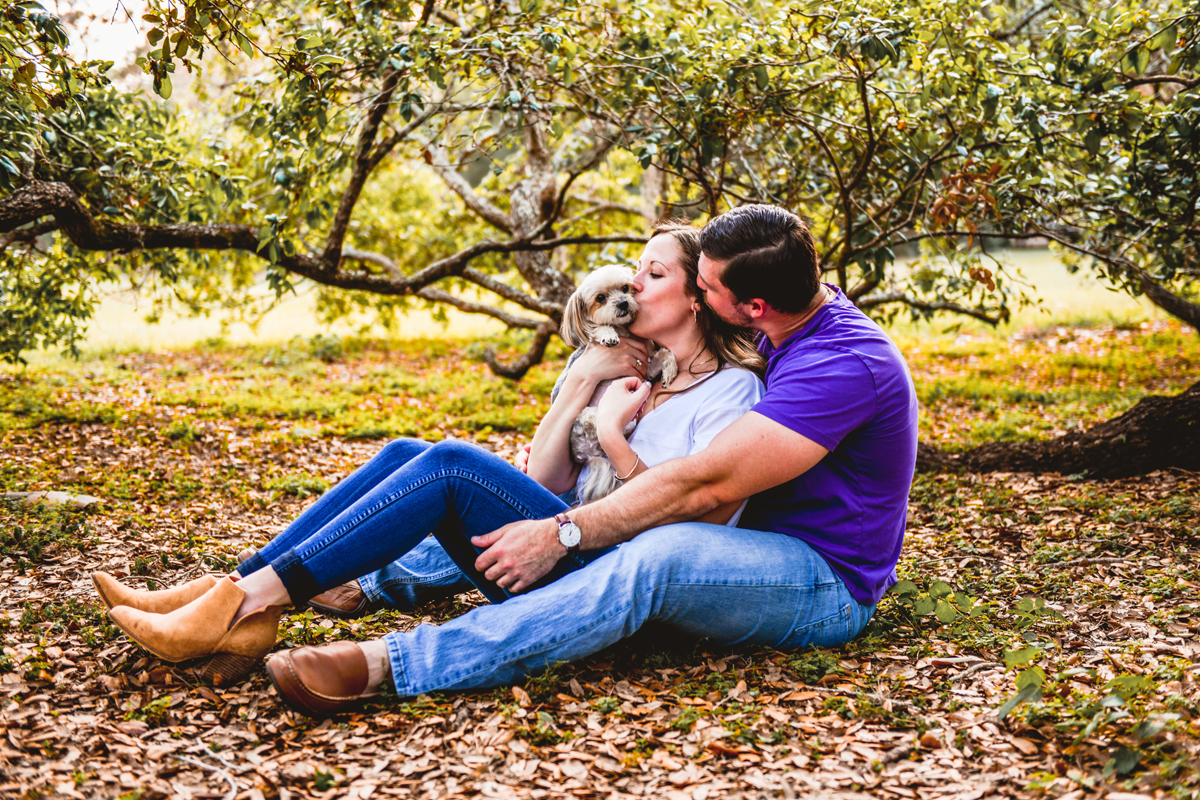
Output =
[
  {"x1": 108, "y1": 577, "x2": 284, "y2": 687},
  {"x1": 92, "y1": 572, "x2": 219, "y2": 613}
]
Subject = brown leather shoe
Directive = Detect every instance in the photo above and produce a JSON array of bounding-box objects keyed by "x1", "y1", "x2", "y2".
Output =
[
  {"x1": 307, "y1": 580, "x2": 375, "y2": 618},
  {"x1": 266, "y1": 641, "x2": 380, "y2": 716}
]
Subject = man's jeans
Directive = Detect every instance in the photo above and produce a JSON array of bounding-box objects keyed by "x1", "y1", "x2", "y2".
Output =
[{"x1": 238, "y1": 438, "x2": 874, "y2": 695}]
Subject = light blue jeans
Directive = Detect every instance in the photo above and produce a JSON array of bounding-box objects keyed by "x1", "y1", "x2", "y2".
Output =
[{"x1": 239, "y1": 438, "x2": 874, "y2": 695}]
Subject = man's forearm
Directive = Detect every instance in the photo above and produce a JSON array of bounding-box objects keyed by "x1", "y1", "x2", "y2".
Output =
[{"x1": 571, "y1": 453, "x2": 723, "y2": 548}]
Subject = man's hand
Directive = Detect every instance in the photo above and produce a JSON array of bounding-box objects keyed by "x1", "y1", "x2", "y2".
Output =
[{"x1": 473, "y1": 518, "x2": 565, "y2": 594}]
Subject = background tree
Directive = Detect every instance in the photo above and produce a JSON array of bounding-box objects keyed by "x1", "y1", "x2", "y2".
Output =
[{"x1": 2, "y1": 0, "x2": 1198, "y2": 377}]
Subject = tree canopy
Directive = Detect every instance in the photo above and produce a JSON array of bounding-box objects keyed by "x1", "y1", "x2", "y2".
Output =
[{"x1": 2, "y1": 0, "x2": 1198, "y2": 370}]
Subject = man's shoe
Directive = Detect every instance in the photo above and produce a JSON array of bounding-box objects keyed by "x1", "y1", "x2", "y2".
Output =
[
  {"x1": 93, "y1": 572, "x2": 219, "y2": 613},
  {"x1": 108, "y1": 577, "x2": 284, "y2": 687},
  {"x1": 266, "y1": 641, "x2": 380, "y2": 717},
  {"x1": 307, "y1": 581, "x2": 375, "y2": 618}
]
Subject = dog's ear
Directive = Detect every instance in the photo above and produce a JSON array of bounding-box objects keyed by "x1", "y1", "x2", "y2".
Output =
[{"x1": 560, "y1": 289, "x2": 593, "y2": 348}]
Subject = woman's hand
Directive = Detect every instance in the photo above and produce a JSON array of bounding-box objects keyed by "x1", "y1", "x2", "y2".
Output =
[
  {"x1": 514, "y1": 443, "x2": 532, "y2": 474},
  {"x1": 570, "y1": 338, "x2": 650, "y2": 388},
  {"x1": 596, "y1": 377, "x2": 652, "y2": 446}
]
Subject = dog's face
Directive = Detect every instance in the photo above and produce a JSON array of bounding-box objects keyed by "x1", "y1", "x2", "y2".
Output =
[{"x1": 561, "y1": 265, "x2": 639, "y2": 348}]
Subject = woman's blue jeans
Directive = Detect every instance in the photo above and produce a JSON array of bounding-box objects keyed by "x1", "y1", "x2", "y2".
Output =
[
  {"x1": 237, "y1": 439, "x2": 599, "y2": 605},
  {"x1": 238, "y1": 438, "x2": 874, "y2": 695}
]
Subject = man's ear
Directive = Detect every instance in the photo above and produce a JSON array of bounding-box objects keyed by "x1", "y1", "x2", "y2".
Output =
[{"x1": 743, "y1": 299, "x2": 771, "y2": 320}]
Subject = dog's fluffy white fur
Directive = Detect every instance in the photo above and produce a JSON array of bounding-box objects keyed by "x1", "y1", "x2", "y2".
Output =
[{"x1": 560, "y1": 265, "x2": 677, "y2": 504}]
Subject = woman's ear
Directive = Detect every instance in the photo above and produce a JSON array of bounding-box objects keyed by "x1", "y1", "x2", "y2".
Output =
[{"x1": 560, "y1": 291, "x2": 593, "y2": 348}]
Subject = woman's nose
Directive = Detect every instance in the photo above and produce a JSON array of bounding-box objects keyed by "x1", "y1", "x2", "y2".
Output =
[{"x1": 631, "y1": 269, "x2": 645, "y2": 293}]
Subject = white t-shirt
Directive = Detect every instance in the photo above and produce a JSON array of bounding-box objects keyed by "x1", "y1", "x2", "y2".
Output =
[{"x1": 577, "y1": 365, "x2": 765, "y2": 525}]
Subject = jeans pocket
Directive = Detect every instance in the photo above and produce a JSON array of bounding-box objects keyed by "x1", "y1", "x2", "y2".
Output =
[{"x1": 778, "y1": 602, "x2": 855, "y2": 650}]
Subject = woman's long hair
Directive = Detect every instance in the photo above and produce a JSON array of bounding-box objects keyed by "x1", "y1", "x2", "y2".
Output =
[{"x1": 650, "y1": 220, "x2": 765, "y2": 385}]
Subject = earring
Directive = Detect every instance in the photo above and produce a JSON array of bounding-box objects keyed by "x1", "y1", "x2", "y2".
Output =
[{"x1": 693, "y1": 307, "x2": 699, "y2": 322}]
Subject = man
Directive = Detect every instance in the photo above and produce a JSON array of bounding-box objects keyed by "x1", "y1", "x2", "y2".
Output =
[{"x1": 268, "y1": 205, "x2": 918, "y2": 714}]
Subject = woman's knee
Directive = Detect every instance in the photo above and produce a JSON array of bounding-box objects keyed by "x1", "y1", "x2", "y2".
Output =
[
  {"x1": 423, "y1": 439, "x2": 501, "y2": 471},
  {"x1": 379, "y1": 437, "x2": 435, "y2": 466}
]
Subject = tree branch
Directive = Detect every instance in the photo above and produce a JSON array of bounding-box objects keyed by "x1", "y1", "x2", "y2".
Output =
[
  {"x1": 424, "y1": 141, "x2": 513, "y2": 233},
  {"x1": 341, "y1": 245, "x2": 561, "y2": 318},
  {"x1": 413, "y1": 286, "x2": 543, "y2": 329},
  {"x1": 1121, "y1": 74, "x2": 1200, "y2": 89},
  {"x1": 991, "y1": 1, "x2": 1055, "y2": 40},
  {"x1": 0, "y1": 181, "x2": 642, "y2": 304},
  {"x1": 0, "y1": 219, "x2": 58, "y2": 251},
  {"x1": 484, "y1": 321, "x2": 557, "y2": 380},
  {"x1": 321, "y1": 70, "x2": 402, "y2": 270},
  {"x1": 366, "y1": 105, "x2": 440, "y2": 173},
  {"x1": 857, "y1": 291, "x2": 1006, "y2": 325}
]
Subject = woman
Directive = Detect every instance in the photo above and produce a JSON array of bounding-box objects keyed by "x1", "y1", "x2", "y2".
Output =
[{"x1": 92, "y1": 221, "x2": 766, "y2": 698}]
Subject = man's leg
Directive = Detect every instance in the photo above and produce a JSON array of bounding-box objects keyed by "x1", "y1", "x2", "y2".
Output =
[
  {"x1": 358, "y1": 488, "x2": 583, "y2": 612},
  {"x1": 382, "y1": 523, "x2": 876, "y2": 694},
  {"x1": 356, "y1": 536, "x2": 476, "y2": 612}
]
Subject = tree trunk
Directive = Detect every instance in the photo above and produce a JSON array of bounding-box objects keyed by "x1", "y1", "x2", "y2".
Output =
[
  {"x1": 917, "y1": 379, "x2": 1200, "y2": 477},
  {"x1": 1140, "y1": 274, "x2": 1200, "y2": 333}
]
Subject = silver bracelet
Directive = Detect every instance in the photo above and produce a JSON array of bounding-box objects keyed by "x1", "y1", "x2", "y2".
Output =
[{"x1": 615, "y1": 455, "x2": 641, "y2": 481}]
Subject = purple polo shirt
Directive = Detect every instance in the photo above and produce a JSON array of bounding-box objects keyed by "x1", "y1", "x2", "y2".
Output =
[{"x1": 738, "y1": 286, "x2": 918, "y2": 606}]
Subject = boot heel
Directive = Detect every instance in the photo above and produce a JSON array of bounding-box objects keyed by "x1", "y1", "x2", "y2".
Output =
[{"x1": 200, "y1": 652, "x2": 260, "y2": 687}]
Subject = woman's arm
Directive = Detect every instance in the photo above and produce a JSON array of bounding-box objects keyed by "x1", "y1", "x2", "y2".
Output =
[
  {"x1": 595, "y1": 377, "x2": 651, "y2": 486},
  {"x1": 527, "y1": 340, "x2": 649, "y2": 495},
  {"x1": 596, "y1": 372, "x2": 762, "y2": 525}
]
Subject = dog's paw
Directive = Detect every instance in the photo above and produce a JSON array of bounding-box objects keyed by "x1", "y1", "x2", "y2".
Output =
[
  {"x1": 595, "y1": 326, "x2": 621, "y2": 348},
  {"x1": 652, "y1": 350, "x2": 678, "y2": 388}
]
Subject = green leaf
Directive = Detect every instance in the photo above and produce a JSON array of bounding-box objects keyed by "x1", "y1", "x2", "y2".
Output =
[
  {"x1": 1135, "y1": 46, "x2": 1150, "y2": 75},
  {"x1": 1015, "y1": 666, "x2": 1045, "y2": 690},
  {"x1": 1003, "y1": 647, "x2": 1039, "y2": 669},
  {"x1": 929, "y1": 581, "x2": 952, "y2": 599},
  {"x1": 890, "y1": 580, "x2": 919, "y2": 597},
  {"x1": 1105, "y1": 674, "x2": 1152, "y2": 698},
  {"x1": 1132, "y1": 717, "x2": 1169, "y2": 741},
  {"x1": 1149, "y1": 24, "x2": 1177, "y2": 55},
  {"x1": 997, "y1": 683, "x2": 1042, "y2": 721},
  {"x1": 913, "y1": 595, "x2": 935, "y2": 616},
  {"x1": 754, "y1": 65, "x2": 768, "y2": 91},
  {"x1": 1111, "y1": 744, "x2": 1140, "y2": 775},
  {"x1": 154, "y1": 73, "x2": 172, "y2": 100}
]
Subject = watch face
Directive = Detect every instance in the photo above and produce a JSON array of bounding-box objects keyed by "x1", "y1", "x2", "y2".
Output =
[{"x1": 558, "y1": 521, "x2": 582, "y2": 548}]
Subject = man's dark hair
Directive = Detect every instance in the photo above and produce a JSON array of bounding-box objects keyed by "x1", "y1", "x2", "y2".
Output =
[{"x1": 700, "y1": 205, "x2": 821, "y2": 313}]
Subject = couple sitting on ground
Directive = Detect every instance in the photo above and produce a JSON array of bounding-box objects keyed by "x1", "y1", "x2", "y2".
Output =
[{"x1": 91, "y1": 204, "x2": 919, "y2": 716}]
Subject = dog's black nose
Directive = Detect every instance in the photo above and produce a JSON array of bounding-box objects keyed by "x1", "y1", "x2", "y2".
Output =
[{"x1": 616, "y1": 300, "x2": 630, "y2": 314}]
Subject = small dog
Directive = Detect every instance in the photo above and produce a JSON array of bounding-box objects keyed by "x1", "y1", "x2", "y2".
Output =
[{"x1": 560, "y1": 264, "x2": 677, "y2": 504}]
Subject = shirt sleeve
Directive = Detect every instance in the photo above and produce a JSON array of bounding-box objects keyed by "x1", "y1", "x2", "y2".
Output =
[
  {"x1": 752, "y1": 347, "x2": 877, "y2": 452},
  {"x1": 688, "y1": 371, "x2": 766, "y2": 454}
]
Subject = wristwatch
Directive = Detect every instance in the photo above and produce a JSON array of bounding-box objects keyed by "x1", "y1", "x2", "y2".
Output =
[{"x1": 554, "y1": 512, "x2": 581, "y2": 553}]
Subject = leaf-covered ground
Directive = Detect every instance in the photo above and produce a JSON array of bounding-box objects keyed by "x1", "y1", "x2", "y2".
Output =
[{"x1": 2, "y1": 322, "x2": 1199, "y2": 800}]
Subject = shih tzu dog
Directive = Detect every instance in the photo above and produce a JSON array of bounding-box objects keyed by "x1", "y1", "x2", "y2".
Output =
[{"x1": 559, "y1": 264, "x2": 677, "y2": 504}]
